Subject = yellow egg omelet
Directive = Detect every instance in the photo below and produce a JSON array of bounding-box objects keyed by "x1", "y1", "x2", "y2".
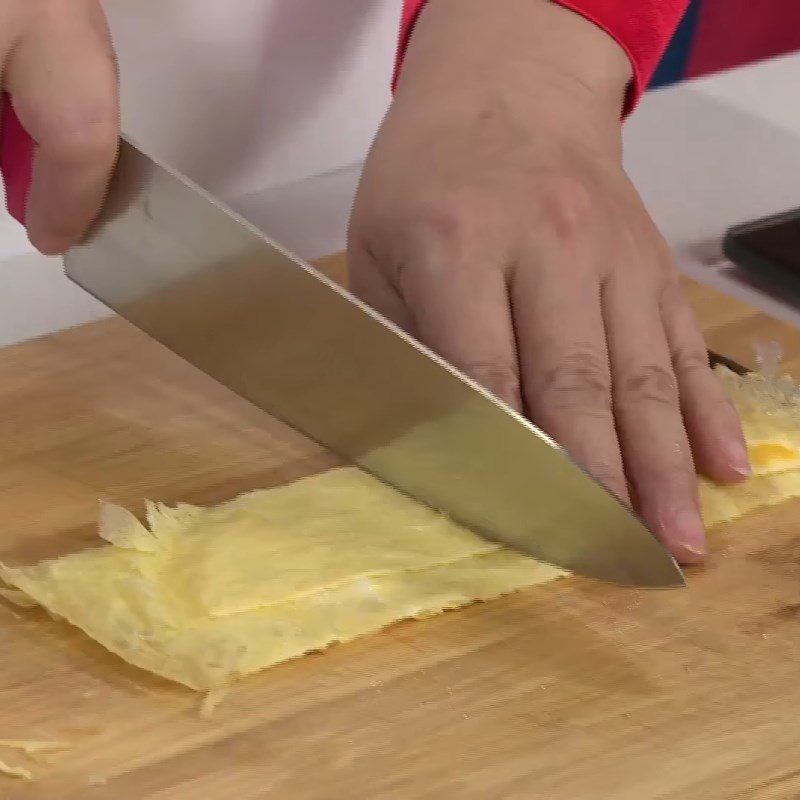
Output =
[
  {"x1": 700, "y1": 366, "x2": 800, "y2": 526},
  {"x1": 714, "y1": 365, "x2": 800, "y2": 475},
  {"x1": 3, "y1": 365, "x2": 800, "y2": 693},
  {"x1": 0, "y1": 469, "x2": 560, "y2": 691}
]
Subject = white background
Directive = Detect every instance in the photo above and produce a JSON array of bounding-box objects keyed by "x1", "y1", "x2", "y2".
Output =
[{"x1": 1, "y1": 4, "x2": 800, "y2": 345}]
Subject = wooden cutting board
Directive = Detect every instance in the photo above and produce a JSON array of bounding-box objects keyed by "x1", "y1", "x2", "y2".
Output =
[{"x1": 1, "y1": 256, "x2": 799, "y2": 800}]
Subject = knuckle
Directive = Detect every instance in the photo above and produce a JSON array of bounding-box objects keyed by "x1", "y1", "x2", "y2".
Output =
[
  {"x1": 42, "y1": 102, "x2": 119, "y2": 164},
  {"x1": 461, "y1": 361, "x2": 521, "y2": 404},
  {"x1": 671, "y1": 342, "x2": 711, "y2": 377},
  {"x1": 619, "y1": 363, "x2": 678, "y2": 406},
  {"x1": 534, "y1": 349, "x2": 612, "y2": 415},
  {"x1": 536, "y1": 172, "x2": 595, "y2": 242},
  {"x1": 413, "y1": 190, "x2": 489, "y2": 257}
]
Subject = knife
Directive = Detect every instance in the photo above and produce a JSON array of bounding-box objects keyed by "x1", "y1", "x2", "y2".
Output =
[{"x1": 64, "y1": 137, "x2": 683, "y2": 588}]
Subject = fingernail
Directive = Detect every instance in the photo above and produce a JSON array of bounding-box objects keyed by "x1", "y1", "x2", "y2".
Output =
[
  {"x1": 724, "y1": 439, "x2": 751, "y2": 478},
  {"x1": 667, "y1": 507, "x2": 707, "y2": 563}
]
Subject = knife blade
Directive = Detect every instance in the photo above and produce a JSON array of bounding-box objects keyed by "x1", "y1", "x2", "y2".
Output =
[{"x1": 64, "y1": 137, "x2": 683, "y2": 587}]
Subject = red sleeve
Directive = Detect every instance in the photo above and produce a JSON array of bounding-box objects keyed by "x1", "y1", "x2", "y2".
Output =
[
  {"x1": 0, "y1": 94, "x2": 34, "y2": 225},
  {"x1": 396, "y1": 0, "x2": 689, "y2": 109},
  {"x1": 393, "y1": 0, "x2": 429, "y2": 90},
  {"x1": 1, "y1": 1, "x2": 688, "y2": 229}
]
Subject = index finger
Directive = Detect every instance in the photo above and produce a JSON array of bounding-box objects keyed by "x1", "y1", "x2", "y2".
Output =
[{"x1": 5, "y1": 1, "x2": 119, "y2": 254}]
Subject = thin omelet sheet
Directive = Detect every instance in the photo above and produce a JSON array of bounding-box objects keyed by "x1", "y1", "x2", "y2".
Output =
[
  {"x1": 0, "y1": 468, "x2": 560, "y2": 690},
  {"x1": 697, "y1": 367, "x2": 800, "y2": 526},
  {"x1": 4, "y1": 367, "x2": 800, "y2": 691},
  {"x1": 715, "y1": 366, "x2": 800, "y2": 474}
]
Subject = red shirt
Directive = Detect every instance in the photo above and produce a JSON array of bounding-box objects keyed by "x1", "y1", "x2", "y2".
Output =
[
  {"x1": 397, "y1": 0, "x2": 688, "y2": 107},
  {"x1": 0, "y1": 1, "x2": 691, "y2": 226}
]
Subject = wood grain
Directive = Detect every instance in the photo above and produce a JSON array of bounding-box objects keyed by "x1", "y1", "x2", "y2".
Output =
[{"x1": 0, "y1": 258, "x2": 799, "y2": 799}]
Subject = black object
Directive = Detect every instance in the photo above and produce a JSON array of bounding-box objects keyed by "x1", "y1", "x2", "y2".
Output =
[
  {"x1": 708, "y1": 350, "x2": 749, "y2": 376},
  {"x1": 723, "y1": 207, "x2": 800, "y2": 301}
]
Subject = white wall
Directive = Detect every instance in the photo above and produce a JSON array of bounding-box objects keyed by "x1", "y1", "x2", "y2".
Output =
[
  {"x1": 5, "y1": 11, "x2": 800, "y2": 346},
  {"x1": 103, "y1": 0, "x2": 397, "y2": 200},
  {"x1": 0, "y1": 0, "x2": 400, "y2": 343}
]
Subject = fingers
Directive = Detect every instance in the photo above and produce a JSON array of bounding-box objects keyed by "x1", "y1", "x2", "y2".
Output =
[
  {"x1": 5, "y1": 1, "x2": 119, "y2": 254},
  {"x1": 511, "y1": 228, "x2": 629, "y2": 505},
  {"x1": 347, "y1": 241, "x2": 415, "y2": 333},
  {"x1": 603, "y1": 265, "x2": 706, "y2": 565},
  {"x1": 359, "y1": 226, "x2": 523, "y2": 412},
  {"x1": 660, "y1": 281, "x2": 750, "y2": 483}
]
